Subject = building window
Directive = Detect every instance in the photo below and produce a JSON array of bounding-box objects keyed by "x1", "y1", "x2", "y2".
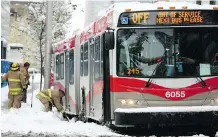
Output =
[
  {"x1": 69, "y1": 50, "x2": 74, "y2": 85},
  {"x1": 1, "y1": 41, "x2": 6, "y2": 59},
  {"x1": 84, "y1": 42, "x2": 89, "y2": 76},
  {"x1": 60, "y1": 53, "x2": 64, "y2": 79},
  {"x1": 56, "y1": 54, "x2": 60, "y2": 80}
]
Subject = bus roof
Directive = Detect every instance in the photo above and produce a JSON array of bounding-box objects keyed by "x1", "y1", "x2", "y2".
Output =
[
  {"x1": 52, "y1": 29, "x2": 81, "y2": 53},
  {"x1": 98, "y1": 1, "x2": 218, "y2": 17},
  {"x1": 81, "y1": 1, "x2": 218, "y2": 41},
  {"x1": 52, "y1": 1, "x2": 218, "y2": 54},
  {"x1": 53, "y1": 35, "x2": 78, "y2": 53}
]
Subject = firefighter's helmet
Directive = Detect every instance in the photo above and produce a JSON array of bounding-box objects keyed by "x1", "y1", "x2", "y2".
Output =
[{"x1": 10, "y1": 62, "x2": 19, "y2": 71}]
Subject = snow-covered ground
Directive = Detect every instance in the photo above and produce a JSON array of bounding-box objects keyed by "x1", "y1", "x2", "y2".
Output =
[
  {"x1": 1, "y1": 74, "x2": 217, "y2": 137},
  {"x1": 1, "y1": 75, "x2": 122, "y2": 137}
]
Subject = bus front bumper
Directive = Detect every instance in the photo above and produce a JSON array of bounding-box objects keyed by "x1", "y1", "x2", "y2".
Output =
[{"x1": 114, "y1": 106, "x2": 218, "y2": 128}]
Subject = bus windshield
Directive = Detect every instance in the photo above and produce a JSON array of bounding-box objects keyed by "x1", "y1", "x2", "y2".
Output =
[{"x1": 117, "y1": 27, "x2": 218, "y2": 77}]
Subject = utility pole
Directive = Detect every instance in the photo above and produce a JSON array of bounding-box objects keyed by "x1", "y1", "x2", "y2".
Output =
[{"x1": 44, "y1": 1, "x2": 53, "y2": 89}]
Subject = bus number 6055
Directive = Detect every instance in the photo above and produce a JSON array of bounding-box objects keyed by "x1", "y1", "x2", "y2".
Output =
[{"x1": 165, "y1": 91, "x2": 186, "y2": 98}]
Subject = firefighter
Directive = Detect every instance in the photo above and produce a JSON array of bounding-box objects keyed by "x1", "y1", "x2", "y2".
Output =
[
  {"x1": 36, "y1": 88, "x2": 67, "y2": 118},
  {"x1": 20, "y1": 62, "x2": 30, "y2": 103},
  {"x1": 1, "y1": 62, "x2": 26, "y2": 109}
]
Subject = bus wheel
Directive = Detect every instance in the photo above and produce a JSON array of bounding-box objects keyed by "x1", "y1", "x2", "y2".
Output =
[
  {"x1": 204, "y1": 131, "x2": 217, "y2": 137},
  {"x1": 105, "y1": 121, "x2": 116, "y2": 129},
  {"x1": 79, "y1": 86, "x2": 86, "y2": 122}
]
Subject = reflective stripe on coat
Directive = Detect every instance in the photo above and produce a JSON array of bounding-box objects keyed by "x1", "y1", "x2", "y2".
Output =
[{"x1": 1, "y1": 70, "x2": 26, "y2": 95}]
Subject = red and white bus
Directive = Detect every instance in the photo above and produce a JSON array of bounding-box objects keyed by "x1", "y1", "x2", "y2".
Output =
[{"x1": 52, "y1": 1, "x2": 218, "y2": 136}]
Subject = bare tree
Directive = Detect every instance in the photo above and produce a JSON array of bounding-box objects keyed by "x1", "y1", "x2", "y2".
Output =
[{"x1": 24, "y1": 1, "x2": 76, "y2": 90}]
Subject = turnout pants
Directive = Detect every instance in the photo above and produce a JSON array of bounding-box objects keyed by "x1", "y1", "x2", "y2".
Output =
[
  {"x1": 37, "y1": 95, "x2": 53, "y2": 112},
  {"x1": 43, "y1": 102, "x2": 53, "y2": 112},
  {"x1": 8, "y1": 93, "x2": 22, "y2": 109},
  {"x1": 21, "y1": 89, "x2": 27, "y2": 103}
]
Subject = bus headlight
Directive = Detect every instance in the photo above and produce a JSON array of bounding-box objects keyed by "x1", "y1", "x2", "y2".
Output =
[
  {"x1": 210, "y1": 99, "x2": 218, "y2": 105},
  {"x1": 119, "y1": 99, "x2": 141, "y2": 106},
  {"x1": 211, "y1": 99, "x2": 215, "y2": 105},
  {"x1": 120, "y1": 99, "x2": 126, "y2": 105},
  {"x1": 128, "y1": 100, "x2": 134, "y2": 105},
  {"x1": 216, "y1": 98, "x2": 218, "y2": 103}
]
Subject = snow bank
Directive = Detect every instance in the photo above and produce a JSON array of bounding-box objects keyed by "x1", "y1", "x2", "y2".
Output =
[
  {"x1": 1, "y1": 107, "x2": 120, "y2": 137},
  {"x1": 12, "y1": 0, "x2": 71, "y2": 2},
  {"x1": 1, "y1": 81, "x2": 217, "y2": 136},
  {"x1": 1, "y1": 85, "x2": 121, "y2": 137},
  {"x1": 1, "y1": 86, "x2": 9, "y2": 107},
  {"x1": 115, "y1": 106, "x2": 218, "y2": 113}
]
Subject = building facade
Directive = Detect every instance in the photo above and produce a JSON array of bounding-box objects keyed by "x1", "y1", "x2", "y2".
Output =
[
  {"x1": 1, "y1": 0, "x2": 11, "y2": 59},
  {"x1": 9, "y1": 1, "x2": 40, "y2": 68}
]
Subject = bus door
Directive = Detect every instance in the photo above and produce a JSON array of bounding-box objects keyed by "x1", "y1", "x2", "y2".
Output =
[
  {"x1": 68, "y1": 49, "x2": 76, "y2": 113},
  {"x1": 89, "y1": 37, "x2": 95, "y2": 116},
  {"x1": 64, "y1": 50, "x2": 70, "y2": 111}
]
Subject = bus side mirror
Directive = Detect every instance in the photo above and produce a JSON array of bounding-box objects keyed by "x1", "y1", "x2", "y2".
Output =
[{"x1": 103, "y1": 32, "x2": 114, "y2": 50}]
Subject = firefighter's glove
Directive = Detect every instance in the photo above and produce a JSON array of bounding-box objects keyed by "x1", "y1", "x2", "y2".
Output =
[
  {"x1": 28, "y1": 81, "x2": 30, "y2": 85},
  {"x1": 62, "y1": 112, "x2": 68, "y2": 119},
  {"x1": 23, "y1": 88, "x2": 27, "y2": 92}
]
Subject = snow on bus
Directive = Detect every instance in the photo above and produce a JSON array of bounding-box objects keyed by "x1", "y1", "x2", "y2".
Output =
[{"x1": 115, "y1": 106, "x2": 218, "y2": 113}]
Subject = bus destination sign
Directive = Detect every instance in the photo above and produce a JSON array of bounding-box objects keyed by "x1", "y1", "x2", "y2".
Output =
[{"x1": 118, "y1": 10, "x2": 218, "y2": 26}]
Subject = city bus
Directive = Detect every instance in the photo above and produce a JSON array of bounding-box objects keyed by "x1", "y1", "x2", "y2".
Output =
[{"x1": 53, "y1": 1, "x2": 218, "y2": 136}]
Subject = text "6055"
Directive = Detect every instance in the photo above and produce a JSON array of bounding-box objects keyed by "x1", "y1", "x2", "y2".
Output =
[{"x1": 165, "y1": 91, "x2": 186, "y2": 98}]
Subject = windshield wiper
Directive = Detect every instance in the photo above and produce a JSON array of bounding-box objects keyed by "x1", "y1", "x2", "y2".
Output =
[
  {"x1": 145, "y1": 50, "x2": 207, "y2": 88},
  {"x1": 145, "y1": 48, "x2": 169, "y2": 88},
  {"x1": 179, "y1": 56, "x2": 207, "y2": 87}
]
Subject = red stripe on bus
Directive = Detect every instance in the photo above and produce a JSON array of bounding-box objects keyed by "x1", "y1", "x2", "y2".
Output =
[
  {"x1": 69, "y1": 96, "x2": 76, "y2": 108},
  {"x1": 110, "y1": 76, "x2": 218, "y2": 101},
  {"x1": 54, "y1": 76, "x2": 218, "y2": 103}
]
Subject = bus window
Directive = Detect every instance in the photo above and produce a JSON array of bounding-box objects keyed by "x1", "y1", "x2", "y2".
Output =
[
  {"x1": 84, "y1": 42, "x2": 89, "y2": 76},
  {"x1": 60, "y1": 53, "x2": 64, "y2": 79},
  {"x1": 175, "y1": 27, "x2": 218, "y2": 76},
  {"x1": 56, "y1": 55, "x2": 60, "y2": 80},
  {"x1": 117, "y1": 28, "x2": 172, "y2": 77},
  {"x1": 80, "y1": 45, "x2": 84, "y2": 76},
  {"x1": 117, "y1": 27, "x2": 218, "y2": 77},
  {"x1": 69, "y1": 50, "x2": 74, "y2": 84},
  {"x1": 94, "y1": 36, "x2": 100, "y2": 81}
]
